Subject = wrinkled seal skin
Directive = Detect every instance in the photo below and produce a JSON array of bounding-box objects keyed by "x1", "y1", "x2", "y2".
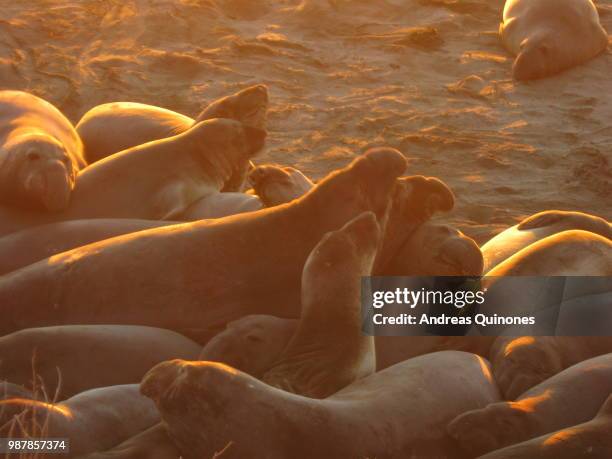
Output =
[
  {"x1": 0, "y1": 148, "x2": 417, "y2": 340},
  {"x1": 263, "y1": 212, "x2": 380, "y2": 398},
  {"x1": 478, "y1": 394, "x2": 612, "y2": 459},
  {"x1": 0, "y1": 91, "x2": 85, "y2": 212},
  {"x1": 448, "y1": 353, "x2": 612, "y2": 457},
  {"x1": 0, "y1": 219, "x2": 173, "y2": 275},
  {"x1": 500, "y1": 0, "x2": 608, "y2": 81},
  {"x1": 482, "y1": 210, "x2": 611, "y2": 274},
  {"x1": 77, "y1": 85, "x2": 268, "y2": 191},
  {"x1": 141, "y1": 352, "x2": 500, "y2": 459},
  {"x1": 0, "y1": 118, "x2": 266, "y2": 237},
  {"x1": 0, "y1": 325, "x2": 202, "y2": 398},
  {"x1": 0, "y1": 385, "x2": 159, "y2": 458}
]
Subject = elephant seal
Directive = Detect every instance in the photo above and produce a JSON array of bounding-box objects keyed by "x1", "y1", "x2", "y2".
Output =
[
  {"x1": 77, "y1": 85, "x2": 268, "y2": 191},
  {"x1": 200, "y1": 315, "x2": 298, "y2": 378},
  {"x1": 478, "y1": 394, "x2": 612, "y2": 459},
  {"x1": 198, "y1": 223, "x2": 487, "y2": 375},
  {"x1": 448, "y1": 352, "x2": 612, "y2": 457},
  {"x1": 82, "y1": 424, "x2": 179, "y2": 459},
  {"x1": 263, "y1": 212, "x2": 380, "y2": 398},
  {"x1": 0, "y1": 384, "x2": 159, "y2": 457},
  {"x1": 141, "y1": 352, "x2": 500, "y2": 458},
  {"x1": 249, "y1": 164, "x2": 315, "y2": 206},
  {"x1": 0, "y1": 325, "x2": 202, "y2": 398},
  {"x1": 500, "y1": 0, "x2": 609, "y2": 80},
  {"x1": 0, "y1": 148, "x2": 433, "y2": 340},
  {"x1": 0, "y1": 219, "x2": 173, "y2": 275},
  {"x1": 0, "y1": 118, "x2": 266, "y2": 236},
  {"x1": 489, "y1": 335, "x2": 612, "y2": 401},
  {"x1": 482, "y1": 210, "x2": 611, "y2": 274},
  {"x1": 486, "y1": 229, "x2": 612, "y2": 277},
  {"x1": 481, "y1": 231, "x2": 611, "y2": 399},
  {"x1": 76, "y1": 85, "x2": 268, "y2": 164},
  {"x1": 0, "y1": 90, "x2": 85, "y2": 212},
  {"x1": 66, "y1": 118, "x2": 265, "y2": 221}
]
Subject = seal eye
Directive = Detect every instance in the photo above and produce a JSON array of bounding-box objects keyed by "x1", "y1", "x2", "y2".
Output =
[{"x1": 27, "y1": 151, "x2": 41, "y2": 162}]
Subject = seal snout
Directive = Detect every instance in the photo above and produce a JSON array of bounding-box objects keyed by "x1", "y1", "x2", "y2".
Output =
[
  {"x1": 140, "y1": 359, "x2": 183, "y2": 402},
  {"x1": 355, "y1": 147, "x2": 407, "y2": 179}
]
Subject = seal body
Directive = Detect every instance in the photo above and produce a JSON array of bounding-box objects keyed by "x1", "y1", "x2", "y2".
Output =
[
  {"x1": 0, "y1": 384, "x2": 159, "y2": 457},
  {"x1": 0, "y1": 325, "x2": 202, "y2": 398},
  {"x1": 0, "y1": 149, "x2": 410, "y2": 340},
  {"x1": 77, "y1": 85, "x2": 268, "y2": 191},
  {"x1": 65, "y1": 118, "x2": 265, "y2": 221},
  {"x1": 0, "y1": 219, "x2": 172, "y2": 275},
  {"x1": 448, "y1": 353, "x2": 612, "y2": 456},
  {"x1": 482, "y1": 210, "x2": 611, "y2": 274},
  {"x1": 263, "y1": 212, "x2": 380, "y2": 398},
  {"x1": 0, "y1": 91, "x2": 85, "y2": 212},
  {"x1": 141, "y1": 352, "x2": 500, "y2": 458},
  {"x1": 478, "y1": 394, "x2": 612, "y2": 459},
  {"x1": 500, "y1": 0, "x2": 608, "y2": 80},
  {"x1": 76, "y1": 85, "x2": 268, "y2": 164}
]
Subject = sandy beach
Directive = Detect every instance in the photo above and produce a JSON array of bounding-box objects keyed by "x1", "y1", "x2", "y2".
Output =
[{"x1": 1, "y1": 0, "x2": 610, "y2": 242}]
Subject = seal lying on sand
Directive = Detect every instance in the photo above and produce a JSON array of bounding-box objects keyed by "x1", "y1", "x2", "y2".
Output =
[
  {"x1": 0, "y1": 118, "x2": 266, "y2": 237},
  {"x1": 448, "y1": 353, "x2": 612, "y2": 456},
  {"x1": 263, "y1": 212, "x2": 380, "y2": 398},
  {"x1": 249, "y1": 164, "x2": 315, "y2": 206},
  {"x1": 0, "y1": 325, "x2": 202, "y2": 398},
  {"x1": 141, "y1": 352, "x2": 500, "y2": 458},
  {"x1": 77, "y1": 85, "x2": 268, "y2": 190},
  {"x1": 0, "y1": 219, "x2": 172, "y2": 275},
  {"x1": 478, "y1": 394, "x2": 612, "y2": 459},
  {"x1": 0, "y1": 91, "x2": 85, "y2": 212},
  {"x1": 1, "y1": 149, "x2": 454, "y2": 340},
  {"x1": 482, "y1": 210, "x2": 611, "y2": 274},
  {"x1": 500, "y1": 0, "x2": 608, "y2": 80},
  {"x1": 0, "y1": 385, "x2": 159, "y2": 458}
]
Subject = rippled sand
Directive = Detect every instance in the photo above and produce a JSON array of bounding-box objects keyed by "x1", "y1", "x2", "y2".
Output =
[{"x1": 1, "y1": 0, "x2": 610, "y2": 241}]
